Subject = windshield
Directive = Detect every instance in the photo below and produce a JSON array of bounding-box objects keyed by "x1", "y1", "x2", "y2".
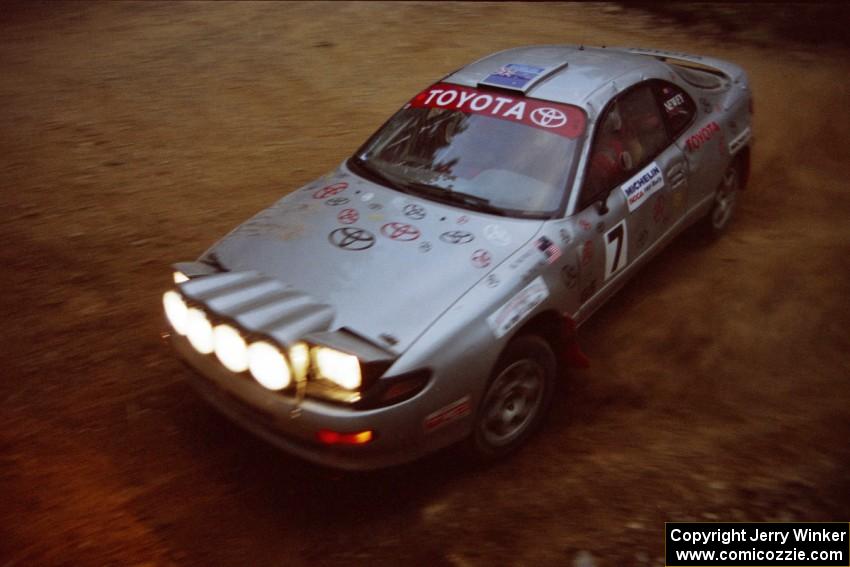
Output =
[{"x1": 351, "y1": 83, "x2": 587, "y2": 218}]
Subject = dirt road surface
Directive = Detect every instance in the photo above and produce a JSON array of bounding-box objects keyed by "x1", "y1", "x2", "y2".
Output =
[{"x1": 2, "y1": 2, "x2": 849, "y2": 566}]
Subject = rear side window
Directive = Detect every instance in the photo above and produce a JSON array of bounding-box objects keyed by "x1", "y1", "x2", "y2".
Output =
[
  {"x1": 671, "y1": 65, "x2": 725, "y2": 90},
  {"x1": 655, "y1": 81, "x2": 696, "y2": 139}
]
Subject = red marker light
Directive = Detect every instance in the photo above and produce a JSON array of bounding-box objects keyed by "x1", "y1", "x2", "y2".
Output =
[{"x1": 317, "y1": 429, "x2": 374, "y2": 446}]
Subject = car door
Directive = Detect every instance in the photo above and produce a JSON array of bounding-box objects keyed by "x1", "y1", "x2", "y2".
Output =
[
  {"x1": 572, "y1": 82, "x2": 687, "y2": 316},
  {"x1": 615, "y1": 82, "x2": 689, "y2": 253}
]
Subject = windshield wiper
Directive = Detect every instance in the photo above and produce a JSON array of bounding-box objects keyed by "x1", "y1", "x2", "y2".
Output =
[
  {"x1": 400, "y1": 181, "x2": 510, "y2": 216},
  {"x1": 349, "y1": 156, "x2": 413, "y2": 195},
  {"x1": 351, "y1": 157, "x2": 524, "y2": 217}
]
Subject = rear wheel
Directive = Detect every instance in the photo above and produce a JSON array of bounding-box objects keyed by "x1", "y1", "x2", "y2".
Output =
[
  {"x1": 702, "y1": 160, "x2": 741, "y2": 238},
  {"x1": 467, "y1": 335, "x2": 556, "y2": 461}
]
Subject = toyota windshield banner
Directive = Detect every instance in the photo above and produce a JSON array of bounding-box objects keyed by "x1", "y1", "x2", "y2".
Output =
[{"x1": 408, "y1": 82, "x2": 587, "y2": 138}]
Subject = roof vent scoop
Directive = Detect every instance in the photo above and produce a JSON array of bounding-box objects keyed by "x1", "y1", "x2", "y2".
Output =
[{"x1": 478, "y1": 61, "x2": 568, "y2": 93}]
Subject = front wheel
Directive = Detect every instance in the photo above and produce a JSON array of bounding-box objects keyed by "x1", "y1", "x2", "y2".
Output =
[{"x1": 466, "y1": 334, "x2": 556, "y2": 461}]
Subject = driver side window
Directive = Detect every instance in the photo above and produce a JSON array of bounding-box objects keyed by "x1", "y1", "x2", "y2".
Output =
[
  {"x1": 581, "y1": 101, "x2": 626, "y2": 206},
  {"x1": 580, "y1": 83, "x2": 668, "y2": 209}
]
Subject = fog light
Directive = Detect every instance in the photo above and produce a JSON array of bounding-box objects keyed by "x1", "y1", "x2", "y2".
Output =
[
  {"x1": 313, "y1": 347, "x2": 361, "y2": 390},
  {"x1": 248, "y1": 341, "x2": 291, "y2": 390},
  {"x1": 162, "y1": 291, "x2": 189, "y2": 335},
  {"x1": 186, "y1": 308, "x2": 214, "y2": 354},
  {"x1": 213, "y1": 324, "x2": 248, "y2": 373},
  {"x1": 317, "y1": 429, "x2": 374, "y2": 445}
]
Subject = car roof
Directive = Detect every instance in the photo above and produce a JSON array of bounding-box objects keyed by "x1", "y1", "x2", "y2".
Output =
[{"x1": 444, "y1": 45, "x2": 665, "y2": 109}]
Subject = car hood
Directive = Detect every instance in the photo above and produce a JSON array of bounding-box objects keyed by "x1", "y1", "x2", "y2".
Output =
[{"x1": 202, "y1": 168, "x2": 543, "y2": 353}]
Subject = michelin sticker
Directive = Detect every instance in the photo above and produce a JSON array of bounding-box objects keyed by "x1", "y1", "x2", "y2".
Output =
[
  {"x1": 621, "y1": 161, "x2": 664, "y2": 212},
  {"x1": 487, "y1": 276, "x2": 549, "y2": 339}
]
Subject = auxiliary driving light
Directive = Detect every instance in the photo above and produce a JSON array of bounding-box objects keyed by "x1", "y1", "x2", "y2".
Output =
[
  {"x1": 313, "y1": 347, "x2": 361, "y2": 390},
  {"x1": 162, "y1": 291, "x2": 189, "y2": 336},
  {"x1": 173, "y1": 271, "x2": 190, "y2": 284},
  {"x1": 213, "y1": 324, "x2": 248, "y2": 373},
  {"x1": 248, "y1": 341, "x2": 291, "y2": 391},
  {"x1": 288, "y1": 342, "x2": 310, "y2": 382},
  {"x1": 186, "y1": 308, "x2": 214, "y2": 354}
]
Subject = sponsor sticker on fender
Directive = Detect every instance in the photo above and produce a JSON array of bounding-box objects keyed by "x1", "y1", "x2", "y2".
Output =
[
  {"x1": 424, "y1": 396, "x2": 471, "y2": 432},
  {"x1": 409, "y1": 83, "x2": 586, "y2": 138},
  {"x1": 536, "y1": 236, "x2": 561, "y2": 264},
  {"x1": 621, "y1": 161, "x2": 665, "y2": 213},
  {"x1": 728, "y1": 126, "x2": 752, "y2": 155},
  {"x1": 487, "y1": 276, "x2": 549, "y2": 338}
]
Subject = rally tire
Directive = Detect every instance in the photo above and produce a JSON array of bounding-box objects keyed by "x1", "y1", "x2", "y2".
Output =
[
  {"x1": 465, "y1": 334, "x2": 557, "y2": 462},
  {"x1": 701, "y1": 158, "x2": 742, "y2": 239}
]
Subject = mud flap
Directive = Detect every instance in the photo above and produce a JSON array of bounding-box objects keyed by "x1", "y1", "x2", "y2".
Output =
[{"x1": 562, "y1": 316, "x2": 590, "y2": 369}]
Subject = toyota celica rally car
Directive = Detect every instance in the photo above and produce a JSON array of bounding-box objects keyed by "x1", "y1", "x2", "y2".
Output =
[{"x1": 162, "y1": 46, "x2": 752, "y2": 470}]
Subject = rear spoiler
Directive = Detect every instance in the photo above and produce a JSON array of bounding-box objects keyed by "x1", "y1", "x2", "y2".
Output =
[{"x1": 608, "y1": 47, "x2": 747, "y2": 84}]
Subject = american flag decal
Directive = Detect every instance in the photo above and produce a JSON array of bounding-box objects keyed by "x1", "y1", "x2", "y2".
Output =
[{"x1": 536, "y1": 236, "x2": 562, "y2": 264}]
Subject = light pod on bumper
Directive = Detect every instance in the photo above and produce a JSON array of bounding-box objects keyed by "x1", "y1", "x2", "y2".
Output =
[
  {"x1": 313, "y1": 347, "x2": 361, "y2": 390},
  {"x1": 213, "y1": 324, "x2": 248, "y2": 373},
  {"x1": 248, "y1": 341, "x2": 291, "y2": 391},
  {"x1": 186, "y1": 308, "x2": 215, "y2": 354},
  {"x1": 162, "y1": 291, "x2": 189, "y2": 335},
  {"x1": 288, "y1": 342, "x2": 310, "y2": 382}
]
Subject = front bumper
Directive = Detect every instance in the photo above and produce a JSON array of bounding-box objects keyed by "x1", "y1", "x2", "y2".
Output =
[{"x1": 168, "y1": 332, "x2": 434, "y2": 470}]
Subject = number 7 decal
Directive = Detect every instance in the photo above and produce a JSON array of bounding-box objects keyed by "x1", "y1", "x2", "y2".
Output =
[{"x1": 604, "y1": 219, "x2": 628, "y2": 281}]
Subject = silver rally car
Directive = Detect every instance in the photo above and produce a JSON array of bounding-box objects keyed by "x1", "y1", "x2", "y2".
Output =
[{"x1": 163, "y1": 46, "x2": 752, "y2": 469}]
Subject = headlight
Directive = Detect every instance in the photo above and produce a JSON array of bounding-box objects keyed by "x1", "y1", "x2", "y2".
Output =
[
  {"x1": 186, "y1": 308, "x2": 214, "y2": 354},
  {"x1": 213, "y1": 324, "x2": 248, "y2": 373},
  {"x1": 288, "y1": 342, "x2": 310, "y2": 382},
  {"x1": 313, "y1": 346, "x2": 361, "y2": 390},
  {"x1": 162, "y1": 291, "x2": 189, "y2": 335},
  {"x1": 173, "y1": 271, "x2": 190, "y2": 284},
  {"x1": 248, "y1": 341, "x2": 291, "y2": 390}
]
